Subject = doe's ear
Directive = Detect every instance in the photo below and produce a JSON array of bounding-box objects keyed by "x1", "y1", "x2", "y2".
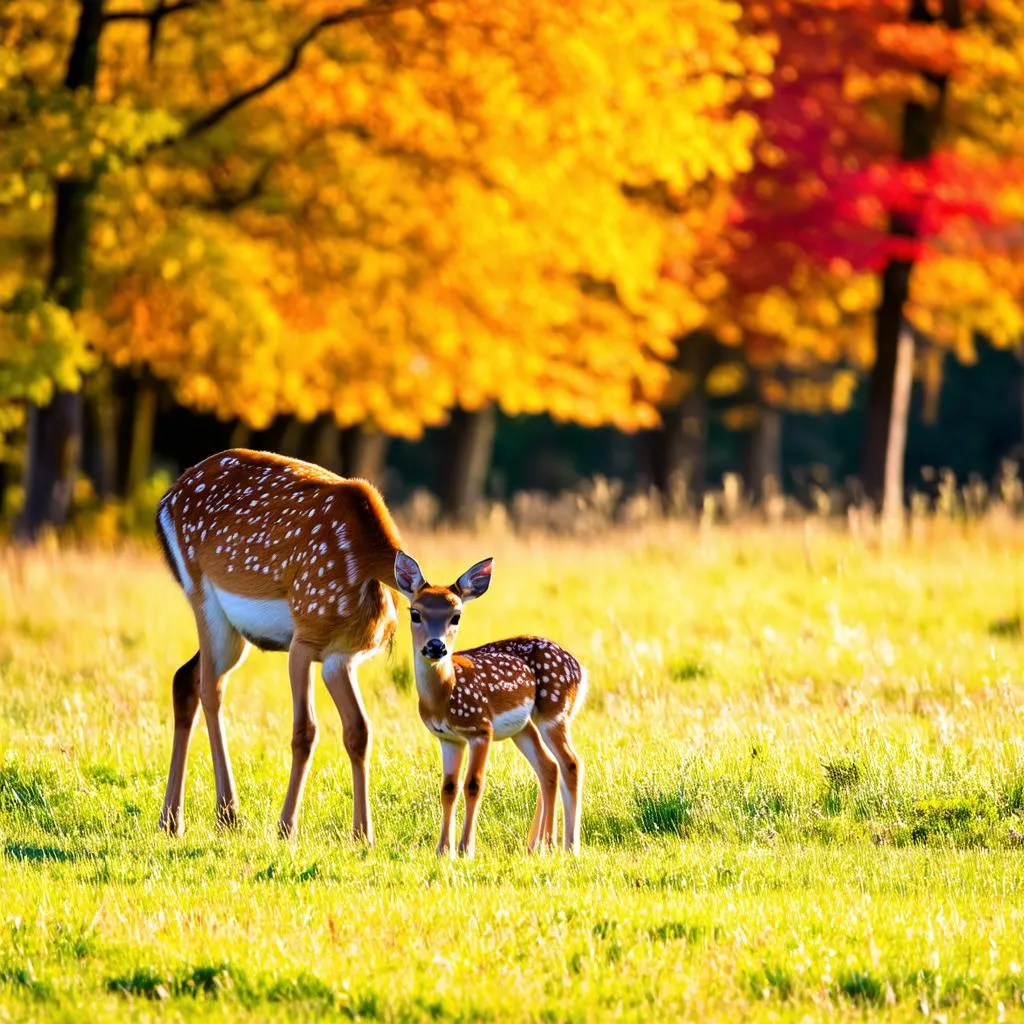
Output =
[
  {"x1": 454, "y1": 557, "x2": 493, "y2": 602},
  {"x1": 394, "y1": 551, "x2": 426, "y2": 599}
]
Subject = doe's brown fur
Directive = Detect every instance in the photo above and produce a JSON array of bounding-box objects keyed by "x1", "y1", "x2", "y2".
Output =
[{"x1": 156, "y1": 448, "x2": 404, "y2": 841}]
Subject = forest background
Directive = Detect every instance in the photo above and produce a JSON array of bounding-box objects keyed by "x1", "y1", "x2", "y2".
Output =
[{"x1": 3, "y1": 0, "x2": 1024, "y2": 533}]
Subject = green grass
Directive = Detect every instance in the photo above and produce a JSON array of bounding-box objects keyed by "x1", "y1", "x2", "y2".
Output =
[{"x1": 3, "y1": 523, "x2": 1024, "y2": 1021}]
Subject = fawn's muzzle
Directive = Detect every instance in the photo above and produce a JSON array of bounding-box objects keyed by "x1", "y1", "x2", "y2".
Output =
[{"x1": 422, "y1": 639, "x2": 447, "y2": 660}]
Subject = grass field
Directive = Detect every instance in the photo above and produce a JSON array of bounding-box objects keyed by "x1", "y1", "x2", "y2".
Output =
[{"x1": 3, "y1": 522, "x2": 1024, "y2": 1022}]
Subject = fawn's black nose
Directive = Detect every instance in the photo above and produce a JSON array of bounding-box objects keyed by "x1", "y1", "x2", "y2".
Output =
[{"x1": 422, "y1": 639, "x2": 447, "y2": 660}]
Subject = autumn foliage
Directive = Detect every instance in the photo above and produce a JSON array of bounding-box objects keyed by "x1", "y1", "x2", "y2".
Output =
[{"x1": 2, "y1": 0, "x2": 1024, "y2": 520}]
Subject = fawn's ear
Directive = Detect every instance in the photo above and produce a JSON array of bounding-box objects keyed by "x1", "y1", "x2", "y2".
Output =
[
  {"x1": 454, "y1": 557, "x2": 493, "y2": 602},
  {"x1": 394, "y1": 551, "x2": 426, "y2": 599}
]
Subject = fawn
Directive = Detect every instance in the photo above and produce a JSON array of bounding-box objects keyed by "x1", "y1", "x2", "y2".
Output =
[
  {"x1": 394, "y1": 551, "x2": 587, "y2": 856},
  {"x1": 156, "y1": 448, "x2": 406, "y2": 841}
]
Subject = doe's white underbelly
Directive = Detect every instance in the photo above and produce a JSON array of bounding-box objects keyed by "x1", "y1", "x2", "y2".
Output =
[{"x1": 209, "y1": 583, "x2": 294, "y2": 648}]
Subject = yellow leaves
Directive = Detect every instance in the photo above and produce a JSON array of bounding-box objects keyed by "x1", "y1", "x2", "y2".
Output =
[
  {"x1": 160, "y1": 259, "x2": 182, "y2": 282},
  {"x1": 837, "y1": 277, "x2": 879, "y2": 314},
  {"x1": 706, "y1": 362, "x2": 748, "y2": 397},
  {"x1": 0, "y1": 281, "x2": 94, "y2": 408},
  {"x1": 3, "y1": 0, "x2": 772, "y2": 433},
  {"x1": 828, "y1": 370, "x2": 858, "y2": 412}
]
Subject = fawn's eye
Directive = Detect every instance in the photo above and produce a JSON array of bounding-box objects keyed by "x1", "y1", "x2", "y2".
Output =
[
  {"x1": 410, "y1": 609, "x2": 422, "y2": 623},
  {"x1": 450, "y1": 614, "x2": 461, "y2": 626}
]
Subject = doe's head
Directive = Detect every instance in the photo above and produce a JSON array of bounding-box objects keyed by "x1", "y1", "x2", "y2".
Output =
[{"x1": 394, "y1": 551, "x2": 493, "y2": 662}]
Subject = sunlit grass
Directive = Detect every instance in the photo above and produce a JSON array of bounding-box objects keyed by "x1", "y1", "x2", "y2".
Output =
[{"x1": 2, "y1": 523, "x2": 1024, "y2": 1021}]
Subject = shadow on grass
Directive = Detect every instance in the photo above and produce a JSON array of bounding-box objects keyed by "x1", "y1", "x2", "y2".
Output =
[
  {"x1": 0, "y1": 966, "x2": 54, "y2": 1001},
  {"x1": 106, "y1": 962, "x2": 385, "y2": 1014},
  {"x1": 988, "y1": 615, "x2": 1021, "y2": 639},
  {"x1": 0, "y1": 763, "x2": 51, "y2": 813},
  {"x1": 4, "y1": 842, "x2": 89, "y2": 864},
  {"x1": 634, "y1": 786, "x2": 694, "y2": 837}
]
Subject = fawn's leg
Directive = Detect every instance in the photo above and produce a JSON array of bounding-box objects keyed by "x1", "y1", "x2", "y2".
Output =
[
  {"x1": 159, "y1": 651, "x2": 200, "y2": 834},
  {"x1": 197, "y1": 591, "x2": 248, "y2": 826},
  {"x1": 540, "y1": 720, "x2": 583, "y2": 853},
  {"x1": 323, "y1": 653, "x2": 374, "y2": 843},
  {"x1": 438, "y1": 740, "x2": 465, "y2": 856},
  {"x1": 512, "y1": 721, "x2": 558, "y2": 851},
  {"x1": 458, "y1": 733, "x2": 492, "y2": 857},
  {"x1": 278, "y1": 639, "x2": 319, "y2": 838}
]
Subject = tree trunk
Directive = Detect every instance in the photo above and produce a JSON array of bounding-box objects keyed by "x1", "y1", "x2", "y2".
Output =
[
  {"x1": 272, "y1": 416, "x2": 304, "y2": 457},
  {"x1": 859, "y1": 0, "x2": 961, "y2": 506},
  {"x1": 920, "y1": 342, "x2": 944, "y2": 425},
  {"x1": 883, "y1": 324, "x2": 915, "y2": 525},
  {"x1": 16, "y1": 0, "x2": 105, "y2": 541},
  {"x1": 743, "y1": 406, "x2": 783, "y2": 505},
  {"x1": 340, "y1": 424, "x2": 389, "y2": 485},
  {"x1": 126, "y1": 377, "x2": 157, "y2": 495},
  {"x1": 86, "y1": 370, "x2": 119, "y2": 503},
  {"x1": 439, "y1": 405, "x2": 497, "y2": 525},
  {"x1": 228, "y1": 420, "x2": 252, "y2": 450},
  {"x1": 645, "y1": 331, "x2": 715, "y2": 511},
  {"x1": 305, "y1": 413, "x2": 341, "y2": 473}
]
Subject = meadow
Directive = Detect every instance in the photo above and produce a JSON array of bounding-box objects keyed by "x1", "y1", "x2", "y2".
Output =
[{"x1": 2, "y1": 520, "x2": 1024, "y2": 1022}]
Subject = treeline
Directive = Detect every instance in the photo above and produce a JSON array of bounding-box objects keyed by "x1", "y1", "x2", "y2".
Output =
[
  {"x1": 43, "y1": 334, "x2": 1016, "y2": 529},
  {"x1": 2, "y1": 1, "x2": 1024, "y2": 536}
]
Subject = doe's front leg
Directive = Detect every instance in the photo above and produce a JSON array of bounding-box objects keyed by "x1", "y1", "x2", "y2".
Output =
[{"x1": 323, "y1": 652, "x2": 374, "y2": 843}]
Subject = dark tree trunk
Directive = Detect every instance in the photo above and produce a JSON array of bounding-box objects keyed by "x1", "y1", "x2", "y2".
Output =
[
  {"x1": 306, "y1": 413, "x2": 341, "y2": 474},
  {"x1": 340, "y1": 424, "x2": 389, "y2": 485},
  {"x1": 860, "y1": 0, "x2": 961, "y2": 506},
  {"x1": 228, "y1": 420, "x2": 252, "y2": 450},
  {"x1": 643, "y1": 331, "x2": 715, "y2": 511},
  {"x1": 126, "y1": 377, "x2": 157, "y2": 495},
  {"x1": 439, "y1": 405, "x2": 496, "y2": 525},
  {"x1": 85, "y1": 370, "x2": 119, "y2": 503},
  {"x1": 743, "y1": 406, "x2": 782, "y2": 505},
  {"x1": 17, "y1": 0, "x2": 105, "y2": 541},
  {"x1": 268, "y1": 415, "x2": 304, "y2": 457}
]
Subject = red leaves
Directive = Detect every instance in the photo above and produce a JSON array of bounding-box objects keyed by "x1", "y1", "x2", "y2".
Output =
[{"x1": 725, "y1": 0, "x2": 1011, "y2": 292}]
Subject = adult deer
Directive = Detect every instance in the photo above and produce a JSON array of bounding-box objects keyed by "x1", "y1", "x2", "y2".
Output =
[
  {"x1": 155, "y1": 448, "x2": 403, "y2": 841},
  {"x1": 395, "y1": 551, "x2": 587, "y2": 856}
]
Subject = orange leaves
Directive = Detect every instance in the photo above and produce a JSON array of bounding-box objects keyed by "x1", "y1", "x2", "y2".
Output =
[{"x1": 877, "y1": 21, "x2": 958, "y2": 76}]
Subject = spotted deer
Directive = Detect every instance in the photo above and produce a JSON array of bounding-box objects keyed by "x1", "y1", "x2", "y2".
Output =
[
  {"x1": 394, "y1": 551, "x2": 587, "y2": 856},
  {"x1": 155, "y1": 448, "x2": 405, "y2": 841}
]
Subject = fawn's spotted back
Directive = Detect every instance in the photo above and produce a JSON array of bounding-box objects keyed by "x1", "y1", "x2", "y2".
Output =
[{"x1": 448, "y1": 637, "x2": 587, "y2": 735}]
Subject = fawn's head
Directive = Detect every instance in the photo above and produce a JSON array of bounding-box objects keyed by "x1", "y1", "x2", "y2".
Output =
[{"x1": 394, "y1": 551, "x2": 493, "y2": 662}]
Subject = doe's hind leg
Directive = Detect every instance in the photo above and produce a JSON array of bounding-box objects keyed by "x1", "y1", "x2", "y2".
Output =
[
  {"x1": 159, "y1": 651, "x2": 200, "y2": 835},
  {"x1": 196, "y1": 588, "x2": 249, "y2": 826}
]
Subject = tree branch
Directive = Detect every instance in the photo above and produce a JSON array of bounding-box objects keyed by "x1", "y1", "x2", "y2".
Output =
[
  {"x1": 183, "y1": 0, "x2": 429, "y2": 140},
  {"x1": 103, "y1": 0, "x2": 203, "y2": 23}
]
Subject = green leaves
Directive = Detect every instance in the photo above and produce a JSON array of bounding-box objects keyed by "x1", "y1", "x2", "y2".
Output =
[{"x1": 0, "y1": 281, "x2": 94, "y2": 409}]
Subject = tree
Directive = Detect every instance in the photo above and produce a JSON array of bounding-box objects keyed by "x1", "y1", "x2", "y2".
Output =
[
  {"x1": 3, "y1": 0, "x2": 772, "y2": 528},
  {"x1": 713, "y1": 0, "x2": 1024, "y2": 511}
]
